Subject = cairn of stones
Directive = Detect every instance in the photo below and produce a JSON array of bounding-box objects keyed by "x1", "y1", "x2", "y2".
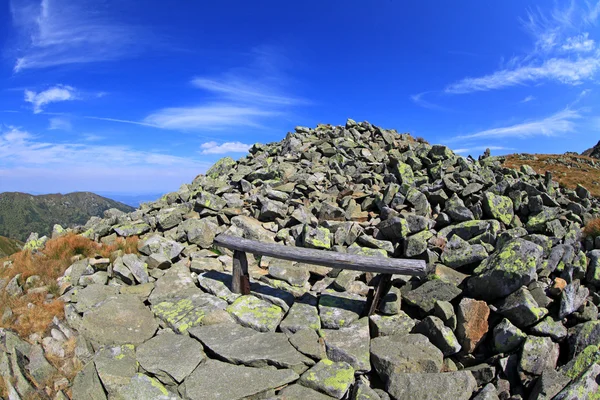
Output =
[{"x1": 2, "y1": 119, "x2": 600, "y2": 399}]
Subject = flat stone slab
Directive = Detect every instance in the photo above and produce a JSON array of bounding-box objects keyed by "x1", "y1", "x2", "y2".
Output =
[
  {"x1": 179, "y1": 359, "x2": 298, "y2": 400},
  {"x1": 278, "y1": 384, "x2": 337, "y2": 399},
  {"x1": 113, "y1": 373, "x2": 180, "y2": 400},
  {"x1": 95, "y1": 345, "x2": 137, "y2": 395},
  {"x1": 151, "y1": 292, "x2": 227, "y2": 334},
  {"x1": 280, "y1": 301, "x2": 321, "y2": 334},
  {"x1": 148, "y1": 263, "x2": 198, "y2": 304},
  {"x1": 189, "y1": 323, "x2": 312, "y2": 374},
  {"x1": 403, "y1": 280, "x2": 462, "y2": 315},
  {"x1": 318, "y1": 290, "x2": 366, "y2": 329},
  {"x1": 80, "y1": 294, "x2": 158, "y2": 346},
  {"x1": 386, "y1": 371, "x2": 477, "y2": 400},
  {"x1": 371, "y1": 334, "x2": 443, "y2": 385},
  {"x1": 226, "y1": 295, "x2": 284, "y2": 332},
  {"x1": 136, "y1": 332, "x2": 205, "y2": 385},
  {"x1": 369, "y1": 312, "x2": 415, "y2": 337},
  {"x1": 73, "y1": 284, "x2": 119, "y2": 313},
  {"x1": 322, "y1": 317, "x2": 371, "y2": 373}
]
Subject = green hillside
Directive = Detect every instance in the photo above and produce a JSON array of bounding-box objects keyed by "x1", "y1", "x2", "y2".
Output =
[
  {"x1": 0, "y1": 235, "x2": 22, "y2": 258},
  {"x1": 0, "y1": 192, "x2": 134, "y2": 241}
]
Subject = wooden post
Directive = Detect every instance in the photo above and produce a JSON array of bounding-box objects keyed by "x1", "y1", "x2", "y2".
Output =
[
  {"x1": 232, "y1": 250, "x2": 250, "y2": 295},
  {"x1": 366, "y1": 274, "x2": 392, "y2": 316}
]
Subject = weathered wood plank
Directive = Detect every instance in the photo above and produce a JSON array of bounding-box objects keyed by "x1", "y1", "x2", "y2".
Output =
[
  {"x1": 366, "y1": 274, "x2": 393, "y2": 316},
  {"x1": 232, "y1": 250, "x2": 250, "y2": 295},
  {"x1": 214, "y1": 234, "x2": 427, "y2": 276}
]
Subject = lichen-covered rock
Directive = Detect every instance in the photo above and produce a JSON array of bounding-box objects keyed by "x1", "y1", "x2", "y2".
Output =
[
  {"x1": 441, "y1": 236, "x2": 488, "y2": 269},
  {"x1": 114, "y1": 221, "x2": 151, "y2": 237},
  {"x1": 226, "y1": 295, "x2": 284, "y2": 332},
  {"x1": 113, "y1": 373, "x2": 180, "y2": 400},
  {"x1": 483, "y1": 192, "x2": 514, "y2": 225},
  {"x1": 553, "y1": 363, "x2": 600, "y2": 400},
  {"x1": 152, "y1": 292, "x2": 227, "y2": 333},
  {"x1": 567, "y1": 320, "x2": 600, "y2": 358},
  {"x1": 493, "y1": 318, "x2": 526, "y2": 353},
  {"x1": 468, "y1": 238, "x2": 541, "y2": 300},
  {"x1": 318, "y1": 290, "x2": 365, "y2": 329},
  {"x1": 303, "y1": 225, "x2": 332, "y2": 249},
  {"x1": 280, "y1": 300, "x2": 321, "y2": 334},
  {"x1": 322, "y1": 317, "x2": 371, "y2": 373},
  {"x1": 403, "y1": 280, "x2": 462, "y2": 315},
  {"x1": 496, "y1": 287, "x2": 547, "y2": 328},
  {"x1": 95, "y1": 344, "x2": 137, "y2": 395},
  {"x1": 369, "y1": 312, "x2": 415, "y2": 337},
  {"x1": 413, "y1": 315, "x2": 461, "y2": 356},
  {"x1": 519, "y1": 336, "x2": 559, "y2": 377},
  {"x1": 298, "y1": 359, "x2": 355, "y2": 399}
]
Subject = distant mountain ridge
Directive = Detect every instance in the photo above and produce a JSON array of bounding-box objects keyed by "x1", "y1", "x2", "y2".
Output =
[{"x1": 0, "y1": 192, "x2": 134, "y2": 241}]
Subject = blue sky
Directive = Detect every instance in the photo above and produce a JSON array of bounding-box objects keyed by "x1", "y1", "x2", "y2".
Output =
[{"x1": 1, "y1": 0, "x2": 600, "y2": 195}]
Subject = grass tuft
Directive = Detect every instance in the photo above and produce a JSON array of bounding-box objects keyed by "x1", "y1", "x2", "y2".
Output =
[
  {"x1": 0, "y1": 233, "x2": 139, "y2": 338},
  {"x1": 584, "y1": 219, "x2": 600, "y2": 238}
]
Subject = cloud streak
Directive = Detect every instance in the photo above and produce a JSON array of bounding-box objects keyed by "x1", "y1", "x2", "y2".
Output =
[
  {"x1": 144, "y1": 47, "x2": 305, "y2": 131},
  {"x1": 48, "y1": 117, "x2": 72, "y2": 130},
  {"x1": 10, "y1": 0, "x2": 144, "y2": 71},
  {"x1": 24, "y1": 85, "x2": 76, "y2": 113},
  {"x1": 454, "y1": 108, "x2": 581, "y2": 140},
  {"x1": 0, "y1": 127, "x2": 211, "y2": 193},
  {"x1": 445, "y1": 2, "x2": 600, "y2": 94},
  {"x1": 445, "y1": 57, "x2": 600, "y2": 94},
  {"x1": 200, "y1": 141, "x2": 252, "y2": 155}
]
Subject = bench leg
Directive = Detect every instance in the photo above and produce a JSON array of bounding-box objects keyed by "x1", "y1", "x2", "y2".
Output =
[
  {"x1": 232, "y1": 250, "x2": 250, "y2": 295},
  {"x1": 366, "y1": 273, "x2": 392, "y2": 316}
]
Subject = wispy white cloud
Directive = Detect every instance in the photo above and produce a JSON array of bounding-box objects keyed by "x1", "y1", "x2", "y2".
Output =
[
  {"x1": 82, "y1": 134, "x2": 104, "y2": 142},
  {"x1": 83, "y1": 115, "x2": 158, "y2": 128},
  {"x1": 10, "y1": 0, "x2": 144, "y2": 72},
  {"x1": 453, "y1": 146, "x2": 513, "y2": 154},
  {"x1": 445, "y1": 2, "x2": 600, "y2": 94},
  {"x1": 24, "y1": 85, "x2": 76, "y2": 113},
  {"x1": 144, "y1": 104, "x2": 279, "y2": 131},
  {"x1": 521, "y1": 95, "x2": 536, "y2": 103},
  {"x1": 191, "y1": 78, "x2": 305, "y2": 106},
  {"x1": 144, "y1": 46, "x2": 305, "y2": 131},
  {"x1": 454, "y1": 108, "x2": 581, "y2": 140},
  {"x1": 0, "y1": 127, "x2": 211, "y2": 193},
  {"x1": 445, "y1": 57, "x2": 600, "y2": 94},
  {"x1": 48, "y1": 116, "x2": 72, "y2": 130},
  {"x1": 200, "y1": 141, "x2": 251, "y2": 155},
  {"x1": 562, "y1": 32, "x2": 595, "y2": 52},
  {"x1": 410, "y1": 92, "x2": 450, "y2": 111}
]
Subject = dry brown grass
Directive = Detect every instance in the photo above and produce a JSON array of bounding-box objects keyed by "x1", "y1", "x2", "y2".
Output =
[
  {"x1": 0, "y1": 233, "x2": 139, "y2": 338},
  {"x1": 504, "y1": 153, "x2": 600, "y2": 198},
  {"x1": 584, "y1": 218, "x2": 600, "y2": 238},
  {"x1": 0, "y1": 233, "x2": 139, "y2": 398}
]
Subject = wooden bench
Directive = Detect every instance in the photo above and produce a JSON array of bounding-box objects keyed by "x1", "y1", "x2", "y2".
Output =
[{"x1": 213, "y1": 234, "x2": 428, "y2": 316}]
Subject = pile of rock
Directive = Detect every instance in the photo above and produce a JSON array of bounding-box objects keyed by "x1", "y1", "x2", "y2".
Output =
[{"x1": 3, "y1": 120, "x2": 600, "y2": 399}]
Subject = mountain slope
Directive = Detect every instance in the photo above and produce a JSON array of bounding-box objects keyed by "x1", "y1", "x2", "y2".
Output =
[
  {"x1": 0, "y1": 192, "x2": 134, "y2": 241},
  {"x1": 502, "y1": 153, "x2": 600, "y2": 197},
  {"x1": 0, "y1": 235, "x2": 22, "y2": 258}
]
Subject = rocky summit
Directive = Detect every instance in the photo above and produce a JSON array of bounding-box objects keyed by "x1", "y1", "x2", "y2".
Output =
[{"x1": 2, "y1": 119, "x2": 600, "y2": 399}]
